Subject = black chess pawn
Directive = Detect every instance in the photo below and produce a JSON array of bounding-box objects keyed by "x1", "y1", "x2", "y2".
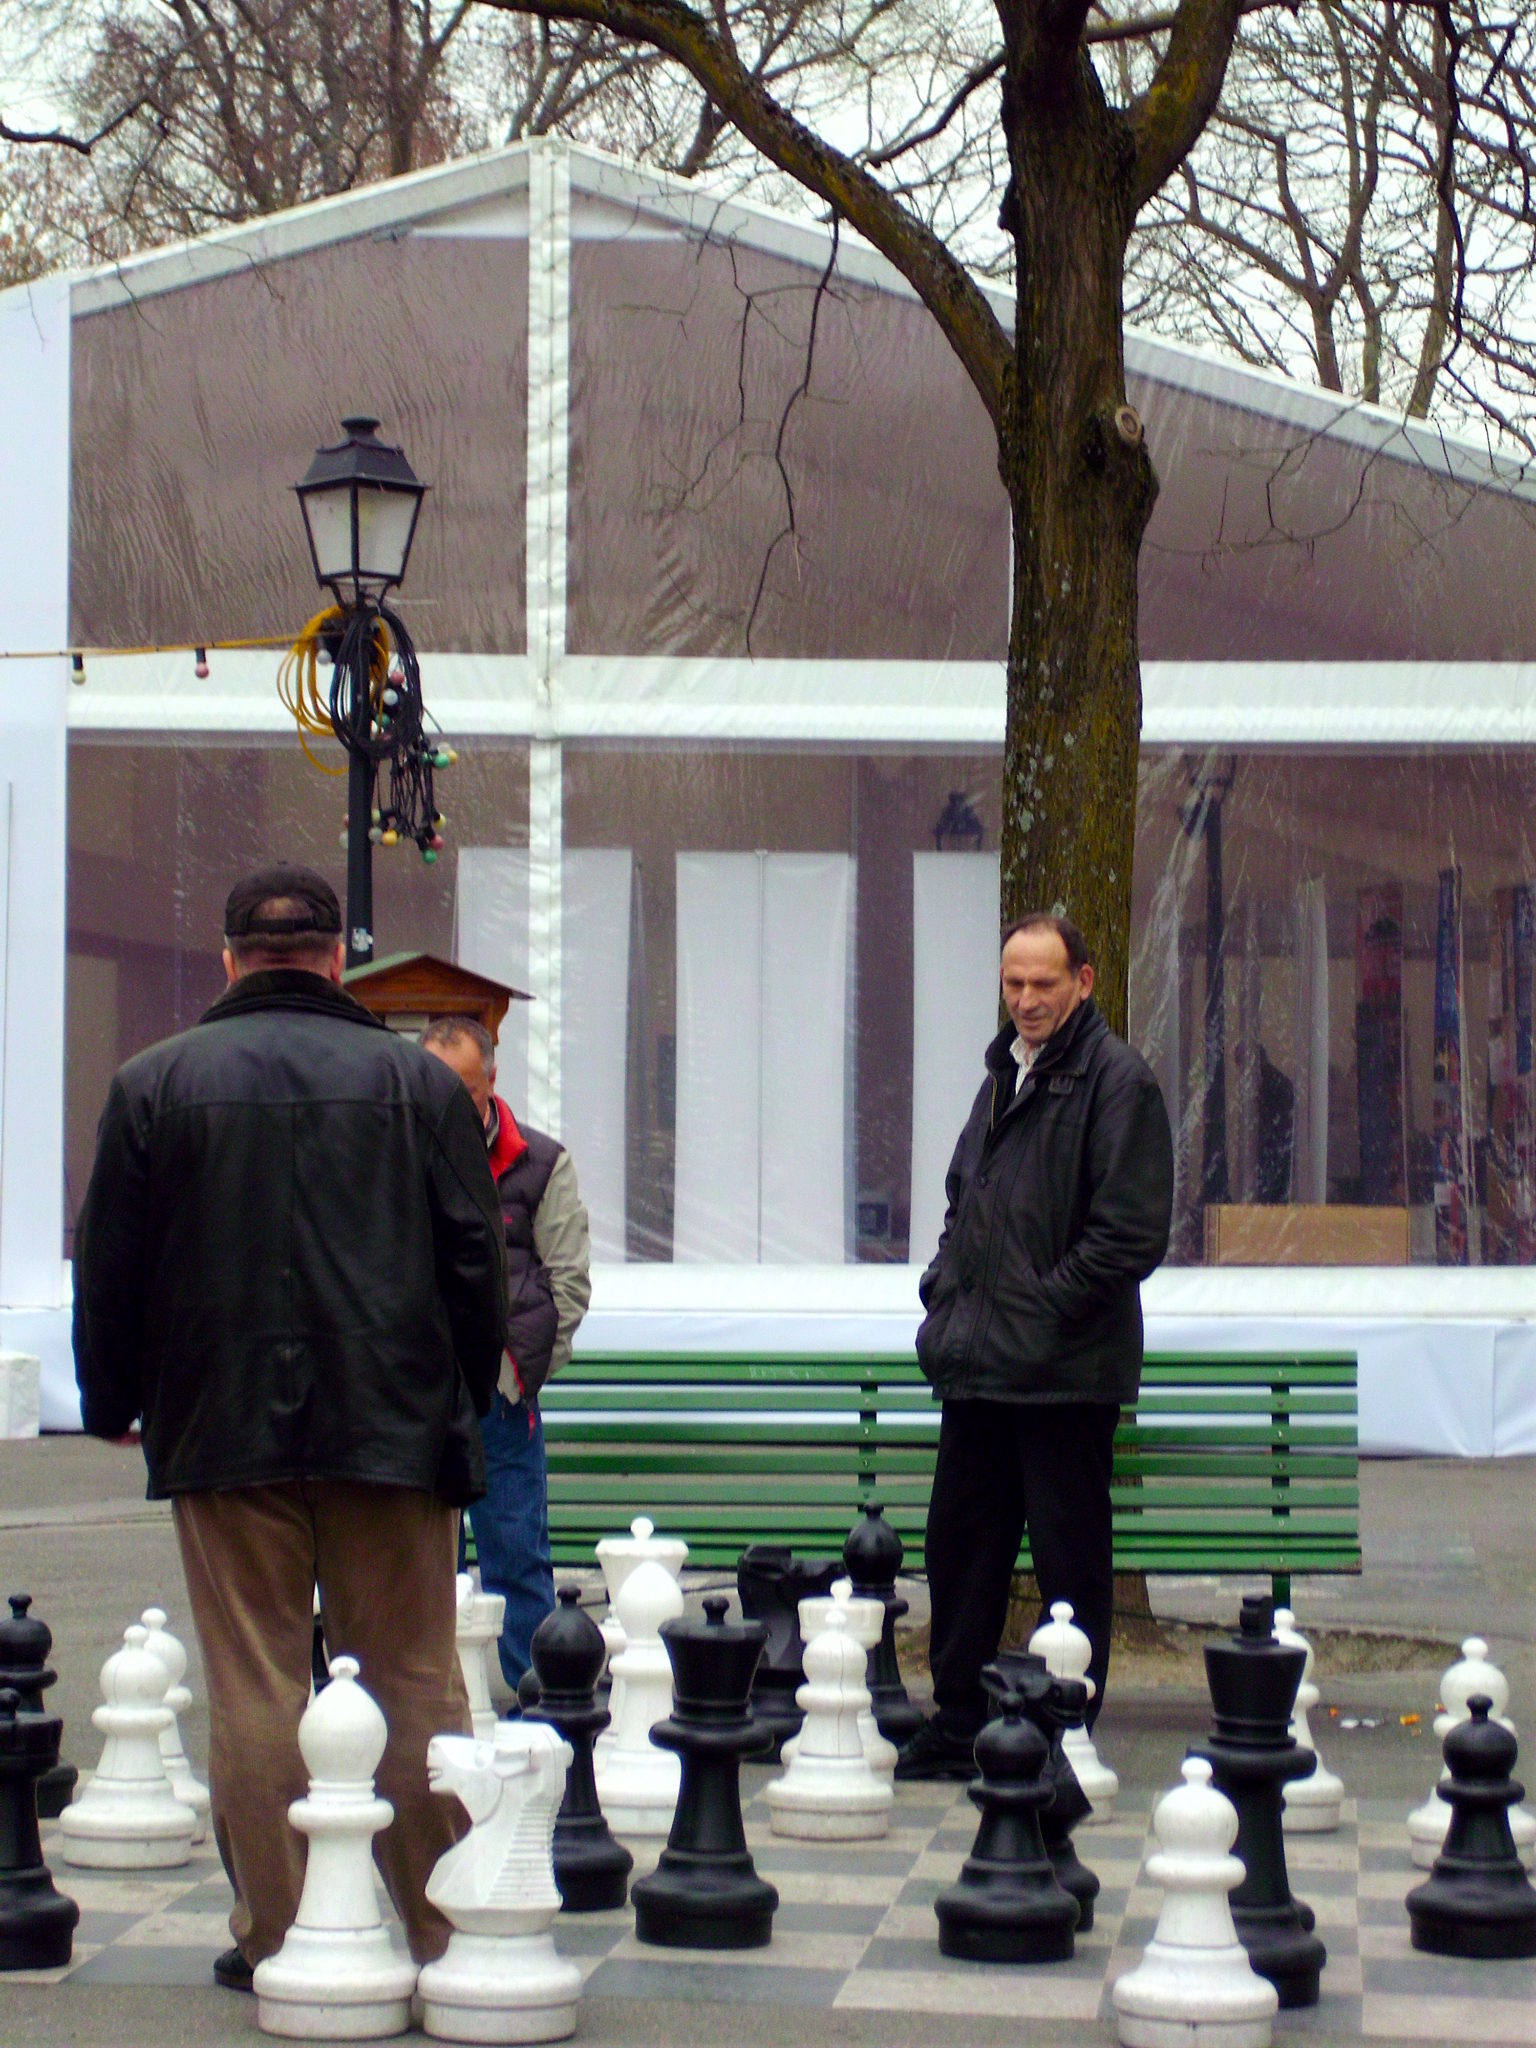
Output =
[
  {"x1": 0, "y1": 1596, "x2": 76, "y2": 1820},
  {"x1": 737, "y1": 1546, "x2": 840, "y2": 1761},
  {"x1": 517, "y1": 1667, "x2": 543, "y2": 1714},
  {"x1": 631, "y1": 1595, "x2": 778, "y2": 1949},
  {"x1": 988, "y1": 1651, "x2": 1099, "y2": 1930},
  {"x1": 524, "y1": 1586, "x2": 632, "y2": 1912},
  {"x1": 0, "y1": 1687, "x2": 79, "y2": 1970},
  {"x1": 843, "y1": 1504, "x2": 923, "y2": 1746},
  {"x1": 934, "y1": 1667, "x2": 1079, "y2": 1964},
  {"x1": 1408, "y1": 1696, "x2": 1536, "y2": 1959},
  {"x1": 1195, "y1": 1593, "x2": 1326, "y2": 2008}
]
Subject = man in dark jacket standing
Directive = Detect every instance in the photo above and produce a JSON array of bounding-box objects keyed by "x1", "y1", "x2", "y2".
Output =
[
  {"x1": 898, "y1": 913, "x2": 1173, "y2": 1779},
  {"x1": 422, "y1": 1016, "x2": 591, "y2": 1693},
  {"x1": 73, "y1": 866, "x2": 508, "y2": 1985}
]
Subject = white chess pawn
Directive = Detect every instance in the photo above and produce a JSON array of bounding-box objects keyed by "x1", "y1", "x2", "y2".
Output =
[
  {"x1": 768, "y1": 1605, "x2": 893, "y2": 1840},
  {"x1": 253, "y1": 1657, "x2": 417, "y2": 2039},
  {"x1": 782, "y1": 1580, "x2": 896, "y2": 1778},
  {"x1": 1028, "y1": 1599, "x2": 1118, "y2": 1821},
  {"x1": 1408, "y1": 1635, "x2": 1536, "y2": 1869},
  {"x1": 593, "y1": 1517, "x2": 689, "y2": 1755},
  {"x1": 139, "y1": 1606, "x2": 211, "y2": 1845},
  {"x1": 60, "y1": 1624, "x2": 198, "y2": 1868},
  {"x1": 592, "y1": 1557, "x2": 683, "y2": 1837},
  {"x1": 419, "y1": 1722, "x2": 582, "y2": 2043},
  {"x1": 456, "y1": 1574, "x2": 506, "y2": 1743},
  {"x1": 1113, "y1": 1757, "x2": 1278, "y2": 2048},
  {"x1": 1272, "y1": 1608, "x2": 1343, "y2": 1833}
]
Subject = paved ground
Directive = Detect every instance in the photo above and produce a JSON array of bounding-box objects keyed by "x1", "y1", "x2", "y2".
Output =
[{"x1": 3, "y1": 1437, "x2": 1534, "y2": 2045}]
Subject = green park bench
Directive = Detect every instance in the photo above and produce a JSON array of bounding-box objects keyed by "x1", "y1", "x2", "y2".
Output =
[{"x1": 530, "y1": 1349, "x2": 1360, "y2": 1607}]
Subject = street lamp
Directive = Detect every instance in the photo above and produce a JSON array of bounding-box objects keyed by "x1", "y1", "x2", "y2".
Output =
[
  {"x1": 932, "y1": 790, "x2": 985, "y2": 853},
  {"x1": 295, "y1": 415, "x2": 427, "y2": 608},
  {"x1": 294, "y1": 416, "x2": 444, "y2": 970}
]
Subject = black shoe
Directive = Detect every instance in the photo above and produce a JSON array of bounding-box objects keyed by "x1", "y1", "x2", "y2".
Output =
[
  {"x1": 893, "y1": 1716, "x2": 979, "y2": 1781},
  {"x1": 213, "y1": 1947, "x2": 255, "y2": 1993}
]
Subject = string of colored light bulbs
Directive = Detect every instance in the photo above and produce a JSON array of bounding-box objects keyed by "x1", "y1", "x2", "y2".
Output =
[{"x1": 277, "y1": 604, "x2": 456, "y2": 863}]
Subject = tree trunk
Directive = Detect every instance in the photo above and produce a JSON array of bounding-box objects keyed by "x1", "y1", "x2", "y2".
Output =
[{"x1": 998, "y1": 53, "x2": 1156, "y2": 1036}]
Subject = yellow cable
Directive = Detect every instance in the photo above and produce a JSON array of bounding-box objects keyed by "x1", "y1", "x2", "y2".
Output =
[{"x1": 276, "y1": 610, "x2": 396, "y2": 777}]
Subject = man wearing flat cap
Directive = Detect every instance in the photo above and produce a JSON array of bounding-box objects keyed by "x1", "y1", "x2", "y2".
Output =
[{"x1": 73, "y1": 864, "x2": 508, "y2": 1990}]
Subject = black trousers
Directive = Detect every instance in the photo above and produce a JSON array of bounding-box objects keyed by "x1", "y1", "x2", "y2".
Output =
[{"x1": 925, "y1": 1397, "x2": 1120, "y2": 1735}]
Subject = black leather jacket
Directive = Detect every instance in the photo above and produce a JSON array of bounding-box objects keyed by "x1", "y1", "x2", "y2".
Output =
[
  {"x1": 73, "y1": 970, "x2": 509, "y2": 1505},
  {"x1": 916, "y1": 999, "x2": 1173, "y2": 1406}
]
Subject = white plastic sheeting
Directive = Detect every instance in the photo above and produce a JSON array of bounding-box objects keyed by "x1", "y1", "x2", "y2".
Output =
[
  {"x1": 673, "y1": 852, "x2": 853, "y2": 1262},
  {"x1": 909, "y1": 852, "x2": 1001, "y2": 1269}
]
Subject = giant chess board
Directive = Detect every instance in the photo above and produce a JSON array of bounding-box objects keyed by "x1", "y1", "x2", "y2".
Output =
[{"x1": 16, "y1": 1776, "x2": 1536, "y2": 2041}]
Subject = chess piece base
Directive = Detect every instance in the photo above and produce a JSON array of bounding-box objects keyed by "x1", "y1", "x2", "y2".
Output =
[
  {"x1": 1281, "y1": 1768, "x2": 1343, "y2": 1834},
  {"x1": 58, "y1": 1798, "x2": 194, "y2": 1870},
  {"x1": 632, "y1": 1859, "x2": 778, "y2": 1949},
  {"x1": 1228, "y1": 1906, "x2": 1325, "y2": 2009},
  {"x1": 551, "y1": 1813, "x2": 632, "y2": 1912},
  {"x1": 1408, "y1": 1869, "x2": 1536, "y2": 1959},
  {"x1": 767, "y1": 1774, "x2": 891, "y2": 1840},
  {"x1": 253, "y1": 1925, "x2": 416, "y2": 2039},
  {"x1": 1114, "y1": 1938, "x2": 1276, "y2": 2048},
  {"x1": 0, "y1": 1869, "x2": 79, "y2": 1971},
  {"x1": 935, "y1": 1881, "x2": 1077, "y2": 1964},
  {"x1": 418, "y1": 1930, "x2": 580, "y2": 2043},
  {"x1": 34, "y1": 1761, "x2": 77, "y2": 1822}
]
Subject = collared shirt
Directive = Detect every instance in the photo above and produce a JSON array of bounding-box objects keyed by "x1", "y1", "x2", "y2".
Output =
[{"x1": 1011, "y1": 1035, "x2": 1041, "y2": 1094}]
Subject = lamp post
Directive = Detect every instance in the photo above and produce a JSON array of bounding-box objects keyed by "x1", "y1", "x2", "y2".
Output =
[
  {"x1": 295, "y1": 416, "x2": 428, "y2": 967},
  {"x1": 932, "y1": 790, "x2": 985, "y2": 853}
]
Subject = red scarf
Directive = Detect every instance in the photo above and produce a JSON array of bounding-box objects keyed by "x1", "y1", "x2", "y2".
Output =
[{"x1": 486, "y1": 1094, "x2": 528, "y2": 1181}]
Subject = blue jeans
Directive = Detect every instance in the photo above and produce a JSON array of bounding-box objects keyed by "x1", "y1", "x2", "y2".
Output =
[{"x1": 464, "y1": 1392, "x2": 555, "y2": 1693}]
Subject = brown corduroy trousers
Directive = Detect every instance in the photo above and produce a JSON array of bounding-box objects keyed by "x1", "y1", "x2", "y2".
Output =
[{"x1": 173, "y1": 1479, "x2": 472, "y2": 1967}]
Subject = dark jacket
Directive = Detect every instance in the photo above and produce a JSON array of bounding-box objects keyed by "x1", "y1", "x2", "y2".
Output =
[
  {"x1": 72, "y1": 970, "x2": 509, "y2": 1506},
  {"x1": 916, "y1": 999, "x2": 1173, "y2": 1406}
]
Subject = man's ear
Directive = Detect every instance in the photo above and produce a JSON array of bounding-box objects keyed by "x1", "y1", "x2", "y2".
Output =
[{"x1": 222, "y1": 946, "x2": 239, "y2": 986}]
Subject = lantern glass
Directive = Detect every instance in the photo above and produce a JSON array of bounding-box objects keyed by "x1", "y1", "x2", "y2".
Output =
[
  {"x1": 355, "y1": 485, "x2": 421, "y2": 588},
  {"x1": 298, "y1": 482, "x2": 357, "y2": 588}
]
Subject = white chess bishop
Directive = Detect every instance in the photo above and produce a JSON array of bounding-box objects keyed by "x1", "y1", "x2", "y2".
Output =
[
  {"x1": 139, "y1": 1606, "x2": 211, "y2": 1845},
  {"x1": 1408, "y1": 1634, "x2": 1536, "y2": 1869},
  {"x1": 60, "y1": 1623, "x2": 198, "y2": 1869},
  {"x1": 457, "y1": 1574, "x2": 507, "y2": 1742},
  {"x1": 1272, "y1": 1608, "x2": 1343, "y2": 1833},
  {"x1": 1028, "y1": 1599, "x2": 1118, "y2": 1821},
  {"x1": 1113, "y1": 1758, "x2": 1278, "y2": 2048},
  {"x1": 781, "y1": 1579, "x2": 896, "y2": 1779},
  {"x1": 592, "y1": 1556, "x2": 683, "y2": 1836},
  {"x1": 418, "y1": 1722, "x2": 582, "y2": 2044},
  {"x1": 768, "y1": 1603, "x2": 893, "y2": 1840},
  {"x1": 253, "y1": 1657, "x2": 417, "y2": 2039}
]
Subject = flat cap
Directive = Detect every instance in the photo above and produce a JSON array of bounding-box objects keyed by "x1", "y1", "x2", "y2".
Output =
[{"x1": 224, "y1": 863, "x2": 342, "y2": 939}]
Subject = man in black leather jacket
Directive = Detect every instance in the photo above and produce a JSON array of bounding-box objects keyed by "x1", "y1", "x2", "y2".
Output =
[
  {"x1": 73, "y1": 865, "x2": 508, "y2": 1987},
  {"x1": 897, "y1": 913, "x2": 1173, "y2": 1780}
]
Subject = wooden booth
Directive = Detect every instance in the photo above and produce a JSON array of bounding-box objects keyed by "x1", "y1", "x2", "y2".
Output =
[{"x1": 343, "y1": 952, "x2": 527, "y2": 1047}]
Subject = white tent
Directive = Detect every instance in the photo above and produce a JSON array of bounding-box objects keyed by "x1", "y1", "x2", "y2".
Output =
[{"x1": 4, "y1": 137, "x2": 1536, "y2": 1444}]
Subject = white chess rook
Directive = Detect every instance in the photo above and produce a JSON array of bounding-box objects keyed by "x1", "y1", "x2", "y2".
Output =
[
  {"x1": 60, "y1": 1624, "x2": 198, "y2": 1869},
  {"x1": 253, "y1": 1656, "x2": 417, "y2": 2039},
  {"x1": 768, "y1": 1605, "x2": 893, "y2": 1840},
  {"x1": 782, "y1": 1579, "x2": 897, "y2": 1779},
  {"x1": 139, "y1": 1606, "x2": 211, "y2": 1845},
  {"x1": 1028, "y1": 1599, "x2": 1118, "y2": 1821},
  {"x1": 419, "y1": 1722, "x2": 582, "y2": 2044},
  {"x1": 1407, "y1": 1635, "x2": 1536, "y2": 1870},
  {"x1": 1272, "y1": 1608, "x2": 1344, "y2": 1834},
  {"x1": 1113, "y1": 1758, "x2": 1278, "y2": 2048},
  {"x1": 591, "y1": 1557, "x2": 683, "y2": 1837},
  {"x1": 593, "y1": 1517, "x2": 688, "y2": 1756},
  {"x1": 457, "y1": 1575, "x2": 507, "y2": 1742}
]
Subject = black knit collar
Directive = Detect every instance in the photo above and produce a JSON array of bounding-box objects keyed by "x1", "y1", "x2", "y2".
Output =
[{"x1": 199, "y1": 968, "x2": 390, "y2": 1030}]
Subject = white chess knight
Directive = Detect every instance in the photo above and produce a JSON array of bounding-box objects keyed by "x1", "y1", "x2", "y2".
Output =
[
  {"x1": 418, "y1": 1723, "x2": 582, "y2": 2044},
  {"x1": 1408, "y1": 1635, "x2": 1536, "y2": 1870},
  {"x1": 139, "y1": 1606, "x2": 211, "y2": 1845},
  {"x1": 1028, "y1": 1599, "x2": 1118, "y2": 1821},
  {"x1": 592, "y1": 1556, "x2": 683, "y2": 1836},
  {"x1": 60, "y1": 1623, "x2": 198, "y2": 1869},
  {"x1": 1113, "y1": 1758, "x2": 1278, "y2": 2048},
  {"x1": 782, "y1": 1579, "x2": 897, "y2": 1779},
  {"x1": 456, "y1": 1574, "x2": 507, "y2": 1743},
  {"x1": 593, "y1": 1517, "x2": 689, "y2": 1737},
  {"x1": 1272, "y1": 1608, "x2": 1344, "y2": 1833},
  {"x1": 768, "y1": 1604, "x2": 893, "y2": 1840},
  {"x1": 253, "y1": 1657, "x2": 417, "y2": 2040}
]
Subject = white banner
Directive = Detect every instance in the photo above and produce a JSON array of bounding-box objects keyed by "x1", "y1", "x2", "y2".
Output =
[{"x1": 909, "y1": 852, "x2": 999, "y2": 1268}]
